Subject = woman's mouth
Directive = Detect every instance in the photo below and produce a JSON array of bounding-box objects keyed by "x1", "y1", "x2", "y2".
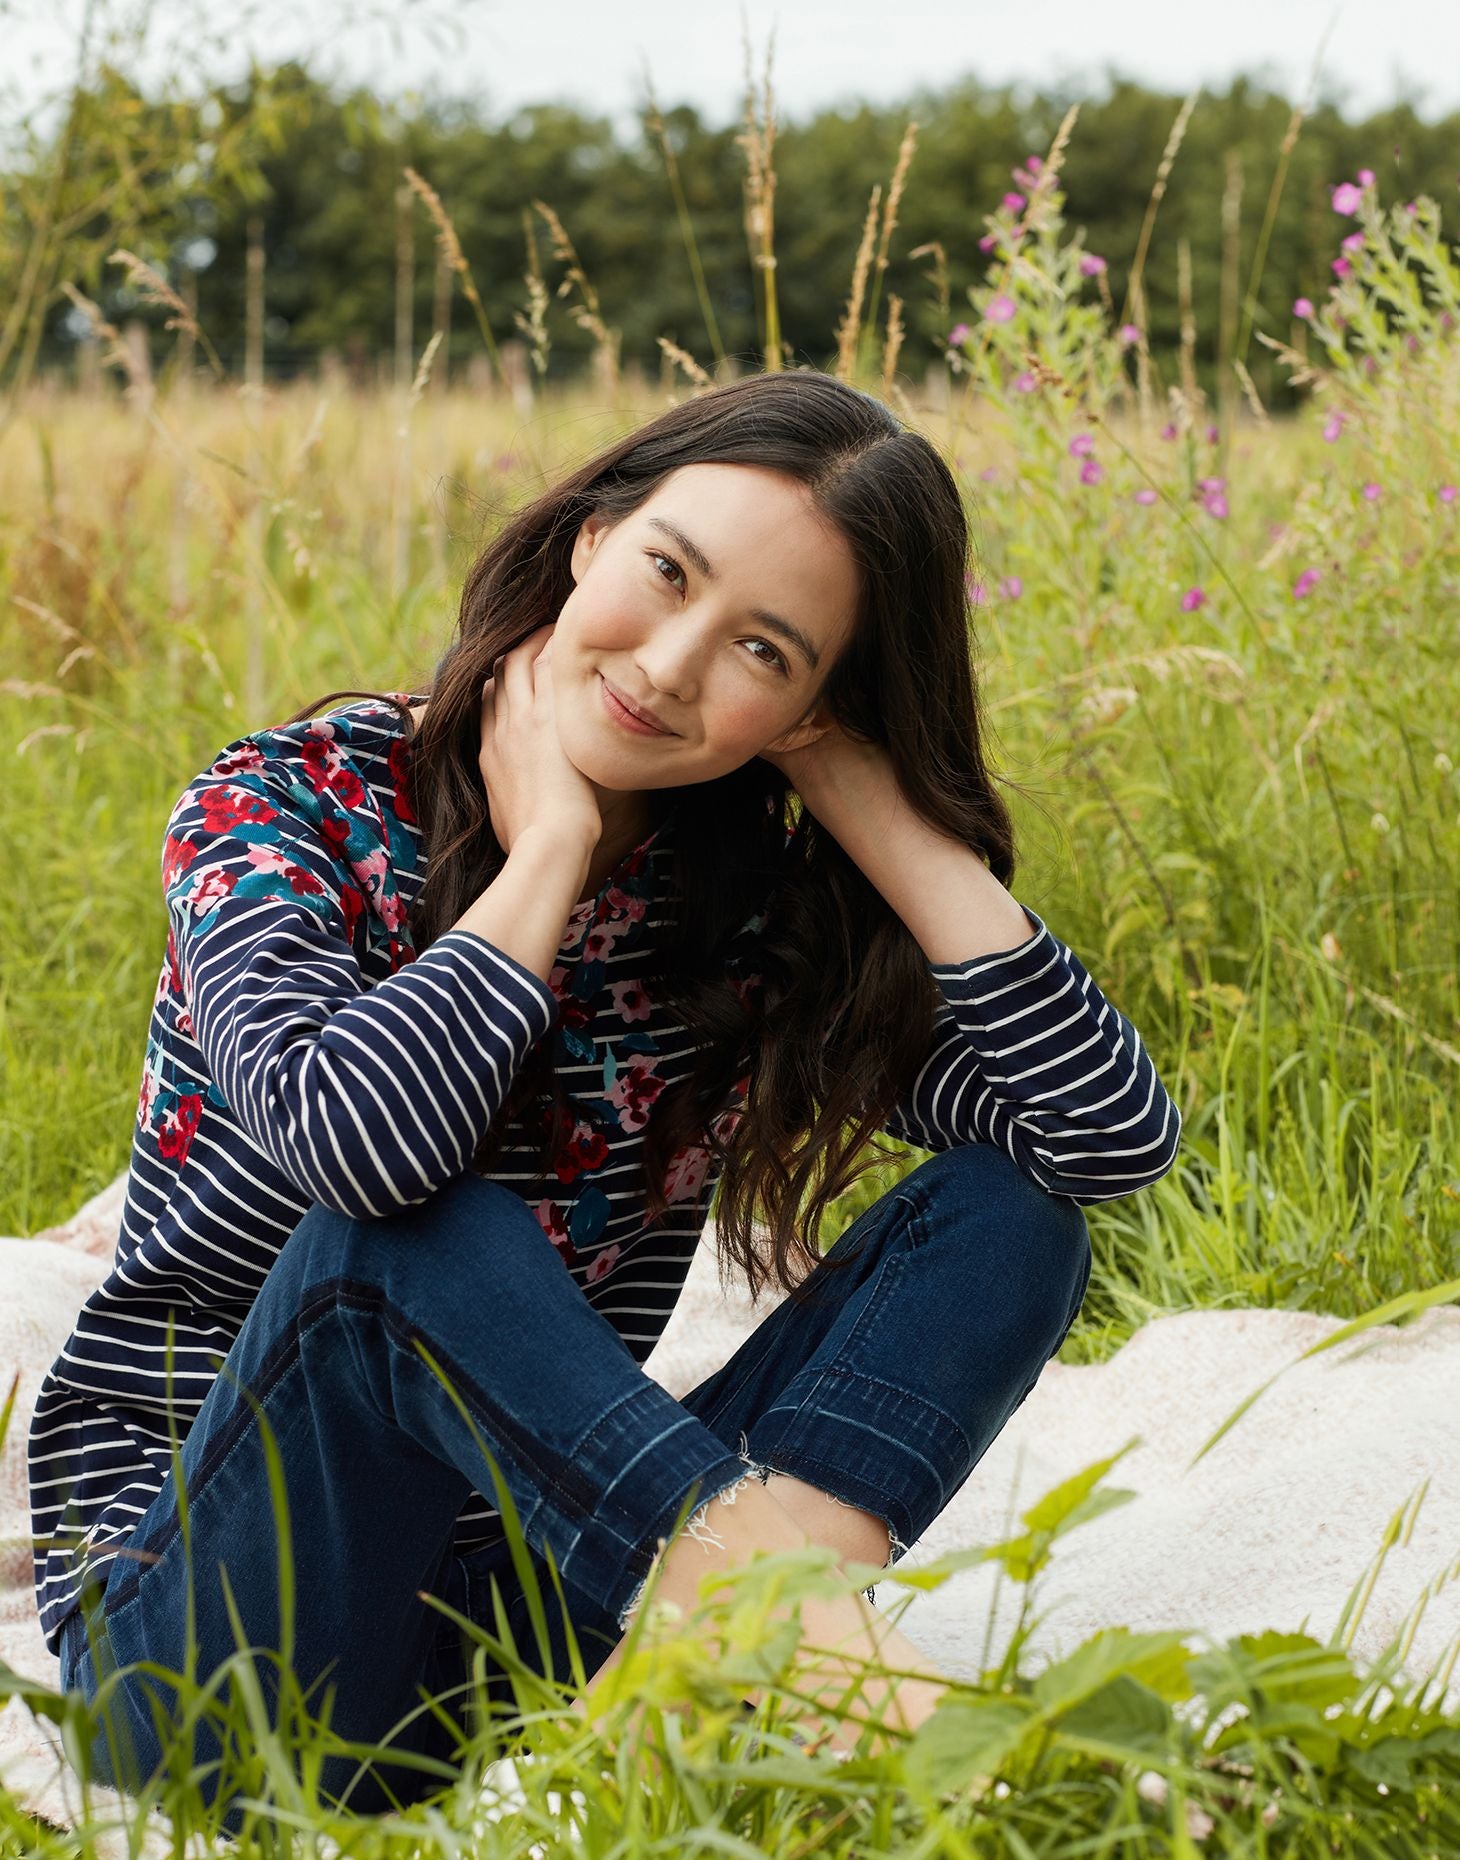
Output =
[{"x1": 599, "y1": 675, "x2": 675, "y2": 737}]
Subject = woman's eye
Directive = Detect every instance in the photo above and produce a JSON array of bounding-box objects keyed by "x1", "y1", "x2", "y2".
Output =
[{"x1": 648, "y1": 551, "x2": 786, "y2": 674}]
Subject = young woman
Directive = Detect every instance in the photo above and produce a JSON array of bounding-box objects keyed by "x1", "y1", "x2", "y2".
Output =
[{"x1": 31, "y1": 371, "x2": 1181, "y2": 1822}]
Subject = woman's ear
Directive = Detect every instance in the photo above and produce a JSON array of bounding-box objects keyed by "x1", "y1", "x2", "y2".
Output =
[
  {"x1": 762, "y1": 705, "x2": 834, "y2": 758},
  {"x1": 569, "y1": 510, "x2": 611, "y2": 585}
]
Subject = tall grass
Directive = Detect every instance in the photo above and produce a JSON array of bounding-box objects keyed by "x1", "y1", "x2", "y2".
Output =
[{"x1": 2, "y1": 87, "x2": 1459, "y2": 1854}]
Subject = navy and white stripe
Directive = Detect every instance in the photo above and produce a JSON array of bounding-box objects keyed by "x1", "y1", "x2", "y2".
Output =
[{"x1": 28, "y1": 699, "x2": 1181, "y2": 1656}]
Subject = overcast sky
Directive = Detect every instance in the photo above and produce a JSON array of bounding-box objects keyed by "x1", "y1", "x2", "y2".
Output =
[{"x1": 6, "y1": 0, "x2": 1459, "y2": 138}]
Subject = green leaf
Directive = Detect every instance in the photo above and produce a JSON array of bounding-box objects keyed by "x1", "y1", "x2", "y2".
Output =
[
  {"x1": 1052, "y1": 1674, "x2": 1173, "y2": 1765},
  {"x1": 1033, "y1": 1628, "x2": 1194, "y2": 1714},
  {"x1": 902, "y1": 1696, "x2": 1035, "y2": 1797}
]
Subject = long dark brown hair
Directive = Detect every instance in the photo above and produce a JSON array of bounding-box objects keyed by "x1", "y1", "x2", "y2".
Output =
[{"x1": 290, "y1": 371, "x2": 1020, "y2": 1306}]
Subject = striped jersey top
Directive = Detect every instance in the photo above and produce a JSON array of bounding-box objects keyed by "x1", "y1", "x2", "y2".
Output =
[{"x1": 29, "y1": 696, "x2": 1182, "y2": 1655}]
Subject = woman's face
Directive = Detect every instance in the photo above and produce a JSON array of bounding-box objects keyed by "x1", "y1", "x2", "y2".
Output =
[{"x1": 550, "y1": 462, "x2": 861, "y2": 806}]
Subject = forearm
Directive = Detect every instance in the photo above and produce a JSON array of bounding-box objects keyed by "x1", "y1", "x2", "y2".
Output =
[{"x1": 451, "y1": 823, "x2": 596, "y2": 989}]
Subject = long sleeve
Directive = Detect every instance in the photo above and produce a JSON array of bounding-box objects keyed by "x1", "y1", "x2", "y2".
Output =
[
  {"x1": 164, "y1": 759, "x2": 558, "y2": 1220},
  {"x1": 876, "y1": 904, "x2": 1182, "y2": 1204}
]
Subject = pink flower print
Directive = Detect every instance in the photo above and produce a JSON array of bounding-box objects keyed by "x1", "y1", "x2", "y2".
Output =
[
  {"x1": 1331, "y1": 181, "x2": 1363, "y2": 215},
  {"x1": 609, "y1": 979, "x2": 653, "y2": 1022},
  {"x1": 584, "y1": 1243, "x2": 622, "y2": 1285},
  {"x1": 1079, "y1": 253, "x2": 1107, "y2": 276},
  {"x1": 1361, "y1": 481, "x2": 1381, "y2": 501},
  {"x1": 948, "y1": 322, "x2": 971, "y2": 345},
  {"x1": 602, "y1": 885, "x2": 647, "y2": 923},
  {"x1": 1293, "y1": 568, "x2": 1321, "y2": 599},
  {"x1": 1293, "y1": 297, "x2": 1315, "y2": 318},
  {"x1": 999, "y1": 576, "x2": 1024, "y2": 600},
  {"x1": 1001, "y1": 191, "x2": 1025, "y2": 212},
  {"x1": 198, "y1": 784, "x2": 277, "y2": 834},
  {"x1": 1134, "y1": 488, "x2": 1158, "y2": 505},
  {"x1": 376, "y1": 888, "x2": 408, "y2": 932},
  {"x1": 1079, "y1": 459, "x2": 1104, "y2": 485},
  {"x1": 1439, "y1": 485, "x2": 1457, "y2": 504},
  {"x1": 582, "y1": 916, "x2": 631, "y2": 964},
  {"x1": 1323, "y1": 412, "x2": 1346, "y2": 442},
  {"x1": 664, "y1": 1143, "x2": 712, "y2": 1204},
  {"x1": 533, "y1": 1199, "x2": 577, "y2": 1267},
  {"x1": 604, "y1": 1054, "x2": 668, "y2": 1133},
  {"x1": 548, "y1": 963, "x2": 571, "y2": 1001},
  {"x1": 1069, "y1": 433, "x2": 1096, "y2": 459},
  {"x1": 984, "y1": 294, "x2": 1016, "y2": 324},
  {"x1": 1014, "y1": 372, "x2": 1037, "y2": 392},
  {"x1": 185, "y1": 867, "x2": 238, "y2": 917},
  {"x1": 137, "y1": 1063, "x2": 160, "y2": 1131},
  {"x1": 212, "y1": 741, "x2": 266, "y2": 776},
  {"x1": 1180, "y1": 586, "x2": 1207, "y2": 612}
]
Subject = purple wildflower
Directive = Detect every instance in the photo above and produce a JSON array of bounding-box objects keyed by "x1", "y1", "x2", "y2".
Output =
[
  {"x1": 984, "y1": 294, "x2": 1016, "y2": 324},
  {"x1": 1332, "y1": 257, "x2": 1352, "y2": 279},
  {"x1": 948, "y1": 323, "x2": 971, "y2": 346},
  {"x1": 1341, "y1": 231, "x2": 1366, "y2": 254},
  {"x1": 1293, "y1": 568, "x2": 1321, "y2": 599},
  {"x1": 1323, "y1": 412, "x2": 1346, "y2": 442},
  {"x1": 1013, "y1": 372, "x2": 1037, "y2": 393},
  {"x1": 1118, "y1": 323, "x2": 1142, "y2": 345},
  {"x1": 1356, "y1": 168, "x2": 1375, "y2": 186},
  {"x1": 965, "y1": 575, "x2": 986, "y2": 606},
  {"x1": 1161, "y1": 422, "x2": 1179, "y2": 441},
  {"x1": 1205, "y1": 424, "x2": 1220, "y2": 443},
  {"x1": 1203, "y1": 490, "x2": 1229, "y2": 519},
  {"x1": 1134, "y1": 488, "x2": 1158, "y2": 506},
  {"x1": 978, "y1": 232, "x2": 998, "y2": 253},
  {"x1": 1440, "y1": 484, "x2": 1458, "y2": 504},
  {"x1": 999, "y1": 576, "x2": 1024, "y2": 600},
  {"x1": 1362, "y1": 482, "x2": 1381, "y2": 501},
  {"x1": 1001, "y1": 191, "x2": 1025, "y2": 212},
  {"x1": 1180, "y1": 587, "x2": 1207, "y2": 612},
  {"x1": 1293, "y1": 296, "x2": 1315, "y2": 318},
  {"x1": 1331, "y1": 181, "x2": 1363, "y2": 215},
  {"x1": 1079, "y1": 253, "x2": 1107, "y2": 277},
  {"x1": 1069, "y1": 433, "x2": 1096, "y2": 458},
  {"x1": 1079, "y1": 459, "x2": 1104, "y2": 485}
]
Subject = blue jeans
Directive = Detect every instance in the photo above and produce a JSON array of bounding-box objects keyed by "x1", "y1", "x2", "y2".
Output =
[{"x1": 57, "y1": 1142, "x2": 1089, "y2": 1828}]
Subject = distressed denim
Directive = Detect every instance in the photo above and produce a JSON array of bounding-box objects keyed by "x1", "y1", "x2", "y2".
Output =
[{"x1": 56, "y1": 1140, "x2": 1090, "y2": 1828}]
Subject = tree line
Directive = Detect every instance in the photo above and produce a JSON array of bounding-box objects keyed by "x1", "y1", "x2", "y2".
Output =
[{"x1": 5, "y1": 57, "x2": 1459, "y2": 404}]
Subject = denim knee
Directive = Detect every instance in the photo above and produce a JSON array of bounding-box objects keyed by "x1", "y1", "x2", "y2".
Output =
[{"x1": 900, "y1": 1141, "x2": 1092, "y2": 1360}]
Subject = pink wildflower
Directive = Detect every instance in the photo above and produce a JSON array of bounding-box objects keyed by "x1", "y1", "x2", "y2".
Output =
[
  {"x1": 984, "y1": 294, "x2": 1016, "y2": 324},
  {"x1": 999, "y1": 576, "x2": 1024, "y2": 600},
  {"x1": 1332, "y1": 256, "x2": 1352, "y2": 279},
  {"x1": 1202, "y1": 490, "x2": 1229, "y2": 519},
  {"x1": 978, "y1": 232, "x2": 998, "y2": 253},
  {"x1": 1001, "y1": 191, "x2": 1025, "y2": 212},
  {"x1": 948, "y1": 322, "x2": 971, "y2": 346},
  {"x1": 1293, "y1": 568, "x2": 1321, "y2": 599},
  {"x1": 1362, "y1": 482, "x2": 1381, "y2": 501},
  {"x1": 1079, "y1": 459, "x2": 1104, "y2": 486},
  {"x1": 1024, "y1": 154, "x2": 1043, "y2": 174},
  {"x1": 1356, "y1": 168, "x2": 1375, "y2": 186},
  {"x1": 1013, "y1": 371, "x2": 1037, "y2": 393},
  {"x1": 1118, "y1": 323, "x2": 1142, "y2": 344},
  {"x1": 1331, "y1": 181, "x2": 1363, "y2": 215},
  {"x1": 1440, "y1": 484, "x2": 1458, "y2": 504},
  {"x1": 1197, "y1": 476, "x2": 1226, "y2": 492},
  {"x1": 1293, "y1": 296, "x2": 1315, "y2": 318},
  {"x1": 965, "y1": 575, "x2": 987, "y2": 606},
  {"x1": 1205, "y1": 424, "x2": 1220, "y2": 442},
  {"x1": 1134, "y1": 488, "x2": 1158, "y2": 506},
  {"x1": 1323, "y1": 412, "x2": 1346, "y2": 442},
  {"x1": 1341, "y1": 231, "x2": 1366, "y2": 254},
  {"x1": 1079, "y1": 252, "x2": 1107, "y2": 277},
  {"x1": 979, "y1": 466, "x2": 998, "y2": 482},
  {"x1": 1180, "y1": 587, "x2": 1206, "y2": 612},
  {"x1": 1161, "y1": 422, "x2": 1179, "y2": 441},
  {"x1": 1069, "y1": 433, "x2": 1096, "y2": 458}
]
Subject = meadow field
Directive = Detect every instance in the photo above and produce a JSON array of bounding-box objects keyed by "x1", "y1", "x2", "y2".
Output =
[{"x1": 3, "y1": 115, "x2": 1460, "y2": 1856}]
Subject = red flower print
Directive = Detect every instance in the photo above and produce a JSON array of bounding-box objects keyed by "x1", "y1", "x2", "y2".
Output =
[
  {"x1": 300, "y1": 733, "x2": 366, "y2": 809},
  {"x1": 197, "y1": 784, "x2": 278, "y2": 834},
  {"x1": 603, "y1": 885, "x2": 648, "y2": 923},
  {"x1": 608, "y1": 979, "x2": 652, "y2": 1022},
  {"x1": 729, "y1": 970, "x2": 764, "y2": 1009},
  {"x1": 604, "y1": 1055, "x2": 668, "y2": 1133},
  {"x1": 554, "y1": 1120, "x2": 611, "y2": 1186},
  {"x1": 585, "y1": 1242, "x2": 621, "y2": 1284},
  {"x1": 339, "y1": 884, "x2": 365, "y2": 942},
  {"x1": 156, "y1": 1093, "x2": 202, "y2": 1166},
  {"x1": 319, "y1": 812, "x2": 351, "y2": 858},
  {"x1": 162, "y1": 834, "x2": 199, "y2": 889},
  {"x1": 533, "y1": 1198, "x2": 578, "y2": 1267},
  {"x1": 388, "y1": 737, "x2": 417, "y2": 825}
]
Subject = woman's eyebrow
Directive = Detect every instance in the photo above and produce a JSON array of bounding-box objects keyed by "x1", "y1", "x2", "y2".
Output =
[{"x1": 647, "y1": 516, "x2": 821, "y2": 670}]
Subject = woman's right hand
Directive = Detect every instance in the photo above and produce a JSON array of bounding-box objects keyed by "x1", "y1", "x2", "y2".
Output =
[{"x1": 478, "y1": 624, "x2": 602, "y2": 855}]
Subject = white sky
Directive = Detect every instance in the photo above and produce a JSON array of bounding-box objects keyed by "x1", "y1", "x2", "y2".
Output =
[{"x1": 5, "y1": 0, "x2": 1458, "y2": 138}]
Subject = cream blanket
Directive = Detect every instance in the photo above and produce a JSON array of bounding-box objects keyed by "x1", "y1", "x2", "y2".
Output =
[{"x1": 5, "y1": 1175, "x2": 1459, "y2": 1851}]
